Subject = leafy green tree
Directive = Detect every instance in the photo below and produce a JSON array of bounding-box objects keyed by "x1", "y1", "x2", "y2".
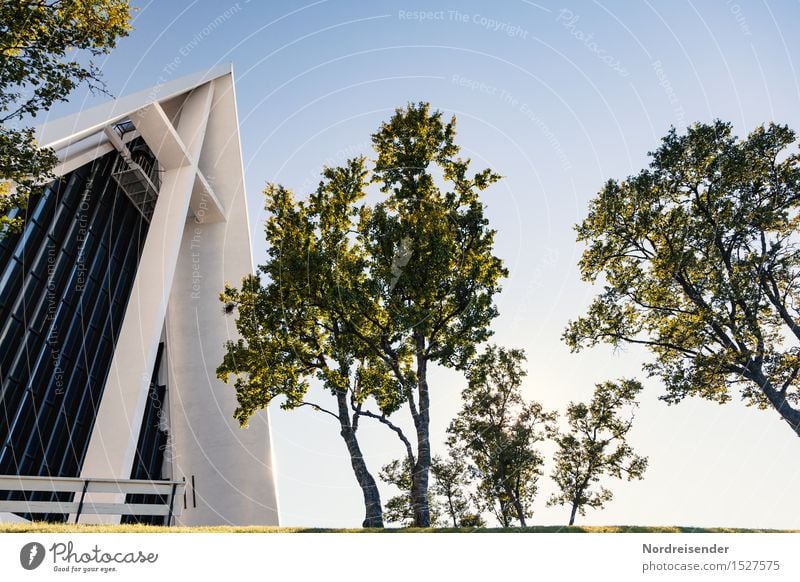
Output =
[
  {"x1": 379, "y1": 454, "x2": 482, "y2": 528},
  {"x1": 368, "y1": 103, "x2": 507, "y2": 527},
  {"x1": 447, "y1": 345, "x2": 555, "y2": 527},
  {"x1": 1, "y1": 0, "x2": 132, "y2": 232},
  {"x1": 218, "y1": 103, "x2": 506, "y2": 527},
  {"x1": 564, "y1": 121, "x2": 800, "y2": 437},
  {"x1": 429, "y1": 454, "x2": 484, "y2": 528},
  {"x1": 548, "y1": 379, "x2": 647, "y2": 525}
]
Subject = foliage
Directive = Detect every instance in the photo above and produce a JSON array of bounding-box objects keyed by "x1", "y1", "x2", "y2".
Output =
[
  {"x1": 548, "y1": 379, "x2": 647, "y2": 525},
  {"x1": 564, "y1": 120, "x2": 800, "y2": 437},
  {"x1": 217, "y1": 158, "x2": 402, "y2": 425},
  {"x1": 218, "y1": 102, "x2": 506, "y2": 527},
  {"x1": 380, "y1": 454, "x2": 483, "y2": 528},
  {"x1": 447, "y1": 345, "x2": 556, "y2": 527},
  {"x1": 430, "y1": 454, "x2": 484, "y2": 528},
  {"x1": 380, "y1": 457, "x2": 440, "y2": 527},
  {"x1": 0, "y1": 0, "x2": 131, "y2": 231}
]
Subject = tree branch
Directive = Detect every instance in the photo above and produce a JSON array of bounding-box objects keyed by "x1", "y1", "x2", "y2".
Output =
[
  {"x1": 357, "y1": 408, "x2": 416, "y2": 467},
  {"x1": 596, "y1": 331, "x2": 702, "y2": 357},
  {"x1": 299, "y1": 401, "x2": 340, "y2": 422},
  {"x1": 761, "y1": 266, "x2": 800, "y2": 342},
  {"x1": 780, "y1": 367, "x2": 800, "y2": 395}
]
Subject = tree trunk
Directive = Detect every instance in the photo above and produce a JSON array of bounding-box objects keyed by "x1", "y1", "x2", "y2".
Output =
[
  {"x1": 749, "y1": 367, "x2": 800, "y2": 437},
  {"x1": 499, "y1": 503, "x2": 511, "y2": 528},
  {"x1": 569, "y1": 501, "x2": 579, "y2": 526},
  {"x1": 335, "y1": 390, "x2": 383, "y2": 528},
  {"x1": 447, "y1": 493, "x2": 458, "y2": 528},
  {"x1": 411, "y1": 338, "x2": 431, "y2": 527},
  {"x1": 513, "y1": 496, "x2": 527, "y2": 528},
  {"x1": 411, "y1": 441, "x2": 431, "y2": 527},
  {"x1": 569, "y1": 477, "x2": 591, "y2": 526},
  {"x1": 503, "y1": 482, "x2": 527, "y2": 527}
]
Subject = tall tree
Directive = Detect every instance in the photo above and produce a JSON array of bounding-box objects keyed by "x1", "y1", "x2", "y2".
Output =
[
  {"x1": 548, "y1": 379, "x2": 647, "y2": 526},
  {"x1": 447, "y1": 345, "x2": 555, "y2": 527},
  {"x1": 0, "y1": 0, "x2": 131, "y2": 232},
  {"x1": 367, "y1": 103, "x2": 507, "y2": 527},
  {"x1": 218, "y1": 103, "x2": 506, "y2": 528},
  {"x1": 564, "y1": 121, "x2": 800, "y2": 438}
]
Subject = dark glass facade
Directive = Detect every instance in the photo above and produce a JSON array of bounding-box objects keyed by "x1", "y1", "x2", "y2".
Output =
[
  {"x1": 0, "y1": 146, "x2": 163, "y2": 519},
  {"x1": 122, "y1": 342, "x2": 170, "y2": 525}
]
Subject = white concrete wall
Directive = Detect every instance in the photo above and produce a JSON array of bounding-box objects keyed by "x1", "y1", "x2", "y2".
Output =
[
  {"x1": 164, "y1": 74, "x2": 279, "y2": 526},
  {"x1": 165, "y1": 215, "x2": 279, "y2": 526}
]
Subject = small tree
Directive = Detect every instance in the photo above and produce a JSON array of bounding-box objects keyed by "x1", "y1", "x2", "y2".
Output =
[
  {"x1": 380, "y1": 454, "x2": 482, "y2": 528},
  {"x1": 1, "y1": 0, "x2": 131, "y2": 231},
  {"x1": 430, "y1": 454, "x2": 484, "y2": 528},
  {"x1": 548, "y1": 379, "x2": 648, "y2": 526},
  {"x1": 564, "y1": 121, "x2": 800, "y2": 438},
  {"x1": 448, "y1": 345, "x2": 555, "y2": 527}
]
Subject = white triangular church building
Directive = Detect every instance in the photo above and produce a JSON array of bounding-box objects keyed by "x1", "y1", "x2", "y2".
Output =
[{"x1": 0, "y1": 65, "x2": 279, "y2": 526}]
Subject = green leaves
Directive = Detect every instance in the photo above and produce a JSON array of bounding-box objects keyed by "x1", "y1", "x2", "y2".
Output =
[
  {"x1": 218, "y1": 102, "x2": 505, "y2": 426},
  {"x1": 447, "y1": 345, "x2": 556, "y2": 527},
  {"x1": 566, "y1": 121, "x2": 800, "y2": 433},
  {"x1": 1, "y1": 0, "x2": 131, "y2": 233},
  {"x1": 1, "y1": 1, "x2": 131, "y2": 117},
  {"x1": 366, "y1": 103, "x2": 506, "y2": 367},
  {"x1": 548, "y1": 380, "x2": 647, "y2": 524},
  {"x1": 380, "y1": 453, "x2": 483, "y2": 528},
  {"x1": 0, "y1": 127, "x2": 57, "y2": 231},
  {"x1": 372, "y1": 102, "x2": 459, "y2": 194}
]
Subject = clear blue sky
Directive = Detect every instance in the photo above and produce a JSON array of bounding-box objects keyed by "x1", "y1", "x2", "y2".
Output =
[{"x1": 50, "y1": 0, "x2": 800, "y2": 528}]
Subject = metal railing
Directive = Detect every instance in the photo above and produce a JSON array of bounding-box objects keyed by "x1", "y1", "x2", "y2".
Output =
[
  {"x1": 108, "y1": 121, "x2": 163, "y2": 222},
  {"x1": 0, "y1": 475, "x2": 185, "y2": 525}
]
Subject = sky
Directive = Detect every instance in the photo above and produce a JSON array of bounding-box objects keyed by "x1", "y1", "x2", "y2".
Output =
[{"x1": 44, "y1": 0, "x2": 800, "y2": 528}]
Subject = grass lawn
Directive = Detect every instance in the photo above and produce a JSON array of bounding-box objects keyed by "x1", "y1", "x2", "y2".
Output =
[{"x1": 1, "y1": 523, "x2": 796, "y2": 533}]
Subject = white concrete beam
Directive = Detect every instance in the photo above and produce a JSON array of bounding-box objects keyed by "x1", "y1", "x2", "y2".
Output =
[
  {"x1": 77, "y1": 82, "x2": 214, "y2": 523},
  {"x1": 191, "y1": 171, "x2": 225, "y2": 224},
  {"x1": 134, "y1": 103, "x2": 191, "y2": 170}
]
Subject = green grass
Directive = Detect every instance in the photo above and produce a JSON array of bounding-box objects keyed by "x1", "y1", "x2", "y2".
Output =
[{"x1": 1, "y1": 523, "x2": 796, "y2": 533}]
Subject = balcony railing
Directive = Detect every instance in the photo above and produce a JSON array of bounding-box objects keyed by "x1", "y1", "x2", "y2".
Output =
[
  {"x1": 110, "y1": 121, "x2": 162, "y2": 222},
  {"x1": 0, "y1": 475, "x2": 185, "y2": 525}
]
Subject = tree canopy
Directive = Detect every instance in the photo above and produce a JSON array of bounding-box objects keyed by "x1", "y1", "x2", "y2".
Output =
[
  {"x1": 1, "y1": 0, "x2": 131, "y2": 231},
  {"x1": 380, "y1": 454, "x2": 483, "y2": 528},
  {"x1": 565, "y1": 120, "x2": 800, "y2": 438},
  {"x1": 447, "y1": 345, "x2": 555, "y2": 527},
  {"x1": 548, "y1": 379, "x2": 647, "y2": 525}
]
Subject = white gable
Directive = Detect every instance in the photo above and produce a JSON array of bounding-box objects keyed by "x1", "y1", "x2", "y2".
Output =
[{"x1": 35, "y1": 63, "x2": 233, "y2": 151}]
